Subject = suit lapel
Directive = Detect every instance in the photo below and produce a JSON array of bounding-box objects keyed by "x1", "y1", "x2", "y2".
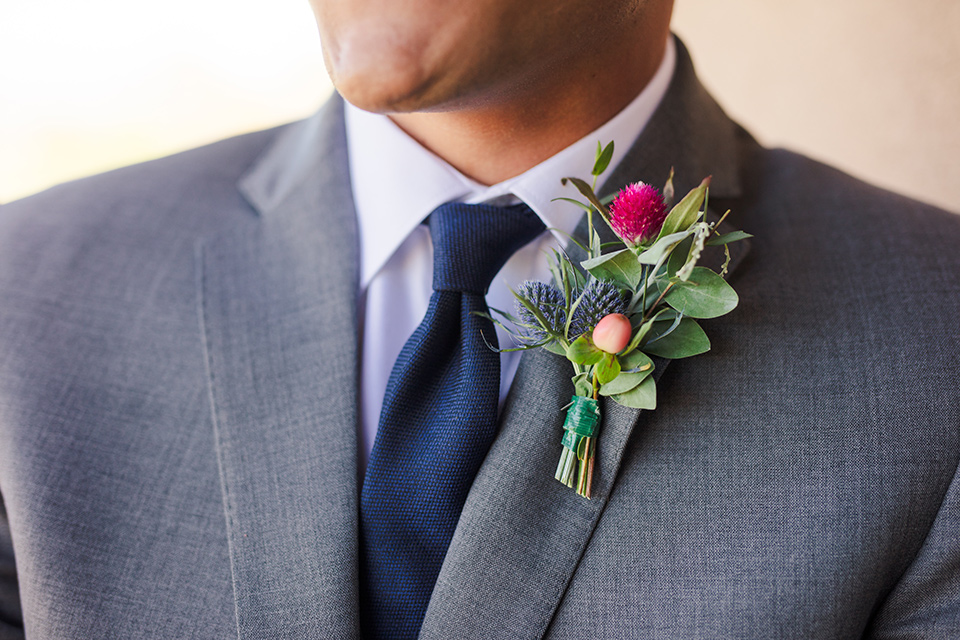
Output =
[
  {"x1": 198, "y1": 98, "x2": 363, "y2": 639},
  {"x1": 420, "y1": 38, "x2": 751, "y2": 638}
]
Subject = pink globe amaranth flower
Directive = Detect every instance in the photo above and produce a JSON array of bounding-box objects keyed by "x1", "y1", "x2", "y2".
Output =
[{"x1": 607, "y1": 182, "x2": 668, "y2": 248}]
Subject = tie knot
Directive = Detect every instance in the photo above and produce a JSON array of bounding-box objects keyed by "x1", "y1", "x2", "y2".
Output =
[{"x1": 429, "y1": 201, "x2": 545, "y2": 294}]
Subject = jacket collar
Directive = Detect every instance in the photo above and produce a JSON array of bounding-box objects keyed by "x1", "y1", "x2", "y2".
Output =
[{"x1": 201, "y1": 35, "x2": 751, "y2": 639}]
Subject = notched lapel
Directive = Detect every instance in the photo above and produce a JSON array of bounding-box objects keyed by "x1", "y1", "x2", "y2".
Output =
[
  {"x1": 420, "y1": 38, "x2": 752, "y2": 639},
  {"x1": 419, "y1": 348, "x2": 660, "y2": 639},
  {"x1": 198, "y1": 97, "x2": 363, "y2": 639}
]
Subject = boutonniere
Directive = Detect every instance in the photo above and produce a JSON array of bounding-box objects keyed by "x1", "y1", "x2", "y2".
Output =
[{"x1": 484, "y1": 142, "x2": 750, "y2": 498}]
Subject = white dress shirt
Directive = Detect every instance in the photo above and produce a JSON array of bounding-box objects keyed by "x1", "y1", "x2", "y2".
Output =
[{"x1": 347, "y1": 39, "x2": 676, "y2": 470}]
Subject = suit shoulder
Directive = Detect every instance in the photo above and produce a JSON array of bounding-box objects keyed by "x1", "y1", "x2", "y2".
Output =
[
  {"x1": 749, "y1": 146, "x2": 960, "y2": 234},
  {"x1": 729, "y1": 145, "x2": 960, "y2": 280},
  {"x1": 0, "y1": 122, "x2": 290, "y2": 299},
  {"x1": 0, "y1": 123, "x2": 288, "y2": 231}
]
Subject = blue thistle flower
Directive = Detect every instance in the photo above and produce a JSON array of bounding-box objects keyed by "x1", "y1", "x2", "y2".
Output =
[
  {"x1": 514, "y1": 281, "x2": 567, "y2": 343},
  {"x1": 569, "y1": 280, "x2": 629, "y2": 338}
]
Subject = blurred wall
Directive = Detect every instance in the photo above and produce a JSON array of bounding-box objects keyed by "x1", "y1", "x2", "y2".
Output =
[
  {"x1": 0, "y1": 1, "x2": 330, "y2": 203},
  {"x1": 672, "y1": 0, "x2": 960, "y2": 213},
  {"x1": 2, "y1": 1, "x2": 958, "y2": 212}
]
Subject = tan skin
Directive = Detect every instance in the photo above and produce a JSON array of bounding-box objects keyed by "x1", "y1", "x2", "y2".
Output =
[{"x1": 308, "y1": 0, "x2": 675, "y2": 185}]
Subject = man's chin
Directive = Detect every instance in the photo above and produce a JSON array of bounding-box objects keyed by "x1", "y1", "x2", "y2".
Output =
[
  {"x1": 337, "y1": 87, "x2": 427, "y2": 115},
  {"x1": 331, "y1": 61, "x2": 492, "y2": 116},
  {"x1": 330, "y1": 60, "x2": 444, "y2": 115}
]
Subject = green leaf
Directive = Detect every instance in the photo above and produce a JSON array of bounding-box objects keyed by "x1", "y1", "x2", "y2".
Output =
[
  {"x1": 611, "y1": 375, "x2": 657, "y2": 410},
  {"x1": 656, "y1": 176, "x2": 709, "y2": 240},
  {"x1": 675, "y1": 223, "x2": 711, "y2": 282},
  {"x1": 580, "y1": 249, "x2": 643, "y2": 289},
  {"x1": 599, "y1": 350, "x2": 653, "y2": 396},
  {"x1": 637, "y1": 229, "x2": 693, "y2": 266},
  {"x1": 594, "y1": 353, "x2": 621, "y2": 385},
  {"x1": 661, "y1": 267, "x2": 738, "y2": 319},
  {"x1": 572, "y1": 372, "x2": 592, "y2": 396},
  {"x1": 600, "y1": 369, "x2": 652, "y2": 396},
  {"x1": 620, "y1": 307, "x2": 673, "y2": 356},
  {"x1": 666, "y1": 235, "x2": 694, "y2": 278},
  {"x1": 485, "y1": 305, "x2": 522, "y2": 326},
  {"x1": 705, "y1": 230, "x2": 753, "y2": 246},
  {"x1": 561, "y1": 177, "x2": 609, "y2": 216},
  {"x1": 551, "y1": 196, "x2": 594, "y2": 213},
  {"x1": 643, "y1": 318, "x2": 710, "y2": 359},
  {"x1": 590, "y1": 225, "x2": 602, "y2": 257},
  {"x1": 566, "y1": 335, "x2": 604, "y2": 365},
  {"x1": 542, "y1": 341, "x2": 567, "y2": 356},
  {"x1": 621, "y1": 316, "x2": 653, "y2": 356},
  {"x1": 619, "y1": 349, "x2": 654, "y2": 372},
  {"x1": 592, "y1": 141, "x2": 615, "y2": 176}
]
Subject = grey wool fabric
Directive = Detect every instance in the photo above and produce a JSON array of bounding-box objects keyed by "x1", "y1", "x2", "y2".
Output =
[{"x1": 1, "y1": 38, "x2": 959, "y2": 639}]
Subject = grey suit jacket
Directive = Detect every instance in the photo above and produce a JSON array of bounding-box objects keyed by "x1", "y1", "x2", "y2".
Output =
[{"x1": 1, "y1": 40, "x2": 959, "y2": 639}]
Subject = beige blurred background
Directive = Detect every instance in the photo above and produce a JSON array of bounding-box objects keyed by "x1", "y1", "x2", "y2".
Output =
[{"x1": 2, "y1": 0, "x2": 958, "y2": 212}]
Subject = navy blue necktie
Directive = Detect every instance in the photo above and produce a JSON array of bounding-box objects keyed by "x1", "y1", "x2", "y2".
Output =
[{"x1": 359, "y1": 201, "x2": 545, "y2": 639}]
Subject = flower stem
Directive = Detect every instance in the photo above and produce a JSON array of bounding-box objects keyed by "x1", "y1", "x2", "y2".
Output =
[{"x1": 644, "y1": 282, "x2": 674, "y2": 322}]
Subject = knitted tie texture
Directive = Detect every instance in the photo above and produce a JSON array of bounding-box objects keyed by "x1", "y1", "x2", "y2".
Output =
[{"x1": 359, "y1": 201, "x2": 545, "y2": 639}]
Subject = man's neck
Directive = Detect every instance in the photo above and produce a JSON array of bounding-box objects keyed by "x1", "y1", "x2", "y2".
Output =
[{"x1": 388, "y1": 30, "x2": 671, "y2": 186}]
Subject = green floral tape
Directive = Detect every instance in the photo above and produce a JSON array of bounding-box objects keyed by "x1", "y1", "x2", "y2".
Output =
[{"x1": 563, "y1": 395, "x2": 601, "y2": 438}]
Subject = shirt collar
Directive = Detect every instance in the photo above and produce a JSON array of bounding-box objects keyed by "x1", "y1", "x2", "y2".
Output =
[{"x1": 347, "y1": 37, "x2": 676, "y2": 288}]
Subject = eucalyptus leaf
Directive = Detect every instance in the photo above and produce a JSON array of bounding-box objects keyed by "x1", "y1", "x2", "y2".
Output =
[
  {"x1": 619, "y1": 349, "x2": 654, "y2": 373},
  {"x1": 599, "y1": 367, "x2": 652, "y2": 395},
  {"x1": 643, "y1": 318, "x2": 710, "y2": 358},
  {"x1": 637, "y1": 229, "x2": 693, "y2": 266},
  {"x1": 580, "y1": 249, "x2": 643, "y2": 289},
  {"x1": 611, "y1": 375, "x2": 657, "y2": 410},
  {"x1": 592, "y1": 141, "x2": 615, "y2": 176},
  {"x1": 656, "y1": 176, "x2": 709, "y2": 240},
  {"x1": 666, "y1": 235, "x2": 694, "y2": 278},
  {"x1": 661, "y1": 267, "x2": 738, "y2": 319},
  {"x1": 705, "y1": 230, "x2": 753, "y2": 246}
]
